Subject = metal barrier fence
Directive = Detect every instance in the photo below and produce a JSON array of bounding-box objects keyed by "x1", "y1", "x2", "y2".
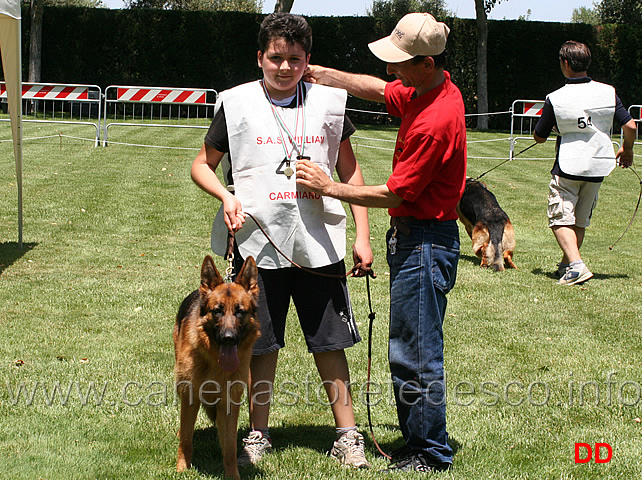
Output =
[
  {"x1": 102, "y1": 85, "x2": 217, "y2": 146},
  {"x1": 1, "y1": 86, "x2": 638, "y2": 155},
  {"x1": 510, "y1": 99, "x2": 544, "y2": 157},
  {"x1": 0, "y1": 82, "x2": 102, "y2": 146}
]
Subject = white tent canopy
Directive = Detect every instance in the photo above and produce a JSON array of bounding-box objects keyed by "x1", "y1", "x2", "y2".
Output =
[{"x1": 0, "y1": 0, "x2": 23, "y2": 247}]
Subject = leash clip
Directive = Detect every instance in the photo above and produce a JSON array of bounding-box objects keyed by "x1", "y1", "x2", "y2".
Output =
[
  {"x1": 388, "y1": 227, "x2": 398, "y2": 255},
  {"x1": 224, "y1": 252, "x2": 234, "y2": 283},
  {"x1": 224, "y1": 230, "x2": 235, "y2": 282}
]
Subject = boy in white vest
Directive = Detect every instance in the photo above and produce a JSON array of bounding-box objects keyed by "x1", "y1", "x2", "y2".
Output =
[
  {"x1": 191, "y1": 13, "x2": 372, "y2": 468},
  {"x1": 534, "y1": 40, "x2": 636, "y2": 285}
]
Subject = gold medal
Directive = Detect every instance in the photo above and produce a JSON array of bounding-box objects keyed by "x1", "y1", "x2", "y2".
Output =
[{"x1": 284, "y1": 166, "x2": 294, "y2": 177}]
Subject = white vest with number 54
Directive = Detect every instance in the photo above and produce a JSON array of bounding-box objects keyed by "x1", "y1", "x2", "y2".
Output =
[{"x1": 548, "y1": 80, "x2": 616, "y2": 177}]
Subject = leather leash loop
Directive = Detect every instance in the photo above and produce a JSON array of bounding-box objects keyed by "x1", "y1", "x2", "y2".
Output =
[
  {"x1": 223, "y1": 231, "x2": 235, "y2": 282},
  {"x1": 243, "y1": 211, "x2": 375, "y2": 279},
  {"x1": 609, "y1": 165, "x2": 641, "y2": 251}
]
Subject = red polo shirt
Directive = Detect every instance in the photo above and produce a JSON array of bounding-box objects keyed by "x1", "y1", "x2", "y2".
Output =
[{"x1": 385, "y1": 72, "x2": 467, "y2": 221}]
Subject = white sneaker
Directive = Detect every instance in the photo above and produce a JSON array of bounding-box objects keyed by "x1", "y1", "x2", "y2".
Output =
[
  {"x1": 557, "y1": 264, "x2": 593, "y2": 285},
  {"x1": 330, "y1": 430, "x2": 370, "y2": 469},
  {"x1": 237, "y1": 430, "x2": 272, "y2": 466}
]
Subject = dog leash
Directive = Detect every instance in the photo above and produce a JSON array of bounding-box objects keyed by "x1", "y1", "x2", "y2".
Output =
[
  {"x1": 474, "y1": 142, "x2": 538, "y2": 181},
  {"x1": 242, "y1": 211, "x2": 375, "y2": 280},
  {"x1": 364, "y1": 272, "x2": 392, "y2": 460},
  {"x1": 609, "y1": 165, "x2": 642, "y2": 250}
]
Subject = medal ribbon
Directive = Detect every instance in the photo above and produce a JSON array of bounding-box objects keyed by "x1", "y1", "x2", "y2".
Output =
[{"x1": 261, "y1": 80, "x2": 306, "y2": 161}]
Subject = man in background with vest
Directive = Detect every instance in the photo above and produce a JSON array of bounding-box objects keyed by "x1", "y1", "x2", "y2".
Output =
[{"x1": 534, "y1": 40, "x2": 636, "y2": 285}]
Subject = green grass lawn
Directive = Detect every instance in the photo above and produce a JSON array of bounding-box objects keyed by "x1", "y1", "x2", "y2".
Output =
[{"x1": 1, "y1": 121, "x2": 641, "y2": 479}]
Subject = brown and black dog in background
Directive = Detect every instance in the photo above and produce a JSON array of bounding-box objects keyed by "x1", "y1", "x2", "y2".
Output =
[
  {"x1": 174, "y1": 255, "x2": 260, "y2": 479},
  {"x1": 456, "y1": 178, "x2": 517, "y2": 271}
]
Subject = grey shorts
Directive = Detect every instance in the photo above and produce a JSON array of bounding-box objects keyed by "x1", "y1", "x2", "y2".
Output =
[
  {"x1": 234, "y1": 257, "x2": 361, "y2": 355},
  {"x1": 548, "y1": 175, "x2": 601, "y2": 228}
]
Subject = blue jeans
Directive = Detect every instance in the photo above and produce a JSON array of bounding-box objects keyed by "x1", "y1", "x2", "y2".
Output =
[{"x1": 386, "y1": 219, "x2": 460, "y2": 466}]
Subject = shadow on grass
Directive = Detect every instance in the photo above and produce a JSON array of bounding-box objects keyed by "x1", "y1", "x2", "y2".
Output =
[
  {"x1": 459, "y1": 253, "x2": 481, "y2": 267},
  {"x1": 371, "y1": 427, "x2": 462, "y2": 464},
  {"x1": 189, "y1": 423, "x2": 462, "y2": 477},
  {"x1": 531, "y1": 267, "x2": 559, "y2": 280},
  {"x1": 0, "y1": 242, "x2": 37, "y2": 276},
  {"x1": 532, "y1": 267, "x2": 629, "y2": 281}
]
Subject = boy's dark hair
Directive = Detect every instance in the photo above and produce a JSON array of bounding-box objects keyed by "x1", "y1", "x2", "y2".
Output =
[
  {"x1": 258, "y1": 13, "x2": 313, "y2": 55},
  {"x1": 559, "y1": 40, "x2": 591, "y2": 73},
  {"x1": 411, "y1": 50, "x2": 447, "y2": 69}
]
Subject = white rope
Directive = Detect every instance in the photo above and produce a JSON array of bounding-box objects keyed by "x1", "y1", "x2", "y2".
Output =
[
  {"x1": 346, "y1": 107, "x2": 388, "y2": 115},
  {"x1": 59, "y1": 134, "x2": 96, "y2": 142},
  {"x1": 468, "y1": 156, "x2": 551, "y2": 161},
  {"x1": 465, "y1": 110, "x2": 512, "y2": 117},
  {"x1": 1, "y1": 134, "x2": 62, "y2": 142},
  {"x1": 352, "y1": 135, "x2": 396, "y2": 144},
  {"x1": 101, "y1": 139, "x2": 200, "y2": 151},
  {"x1": 346, "y1": 107, "x2": 513, "y2": 118},
  {"x1": 0, "y1": 133, "x2": 200, "y2": 151},
  {"x1": 59, "y1": 134, "x2": 200, "y2": 150},
  {"x1": 467, "y1": 137, "x2": 512, "y2": 144},
  {"x1": 353, "y1": 143, "x2": 395, "y2": 152}
]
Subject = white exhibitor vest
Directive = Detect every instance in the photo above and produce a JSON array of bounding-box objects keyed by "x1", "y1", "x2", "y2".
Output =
[
  {"x1": 211, "y1": 80, "x2": 348, "y2": 269},
  {"x1": 548, "y1": 80, "x2": 616, "y2": 177}
]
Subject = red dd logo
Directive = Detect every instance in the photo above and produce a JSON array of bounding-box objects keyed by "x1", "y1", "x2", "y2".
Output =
[{"x1": 575, "y1": 443, "x2": 613, "y2": 463}]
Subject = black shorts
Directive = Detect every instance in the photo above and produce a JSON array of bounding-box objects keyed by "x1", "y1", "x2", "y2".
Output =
[{"x1": 234, "y1": 256, "x2": 361, "y2": 355}]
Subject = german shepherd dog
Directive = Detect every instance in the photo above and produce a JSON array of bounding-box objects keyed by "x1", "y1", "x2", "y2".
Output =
[
  {"x1": 174, "y1": 255, "x2": 260, "y2": 479},
  {"x1": 456, "y1": 178, "x2": 517, "y2": 271}
]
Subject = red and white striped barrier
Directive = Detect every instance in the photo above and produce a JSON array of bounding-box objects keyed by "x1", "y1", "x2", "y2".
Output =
[
  {"x1": 509, "y1": 99, "x2": 546, "y2": 158},
  {"x1": 0, "y1": 82, "x2": 90, "y2": 100},
  {"x1": 522, "y1": 101, "x2": 544, "y2": 117},
  {"x1": 102, "y1": 85, "x2": 217, "y2": 146},
  {"x1": 511, "y1": 99, "x2": 546, "y2": 121},
  {"x1": 115, "y1": 87, "x2": 207, "y2": 105},
  {"x1": 1, "y1": 82, "x2": 102, "y2": 146}
]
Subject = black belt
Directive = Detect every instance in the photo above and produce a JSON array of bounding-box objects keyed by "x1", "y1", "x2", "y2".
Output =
[{"x1": 390, "y1": 216, "x2": 438, "y2": 235}]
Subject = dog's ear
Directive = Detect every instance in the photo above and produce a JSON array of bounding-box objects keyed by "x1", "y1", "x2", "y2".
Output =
[
  {"x1": 200, "y1": 255, "x2": 224, "y2": 294},
  {"x1": 235, "y1": 256, "x2": 259, "y2": 300}
]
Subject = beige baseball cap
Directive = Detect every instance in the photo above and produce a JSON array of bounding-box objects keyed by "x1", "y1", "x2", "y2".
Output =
[{"x1": 368, "y1": 13, "x2": 450, "y2": 63}]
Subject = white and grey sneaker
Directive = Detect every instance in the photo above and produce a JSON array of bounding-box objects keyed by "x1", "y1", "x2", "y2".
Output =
[
  {"x1": 330, "y1": 430, "x2": 370, "y2": 469},
  {"x1": 237, "y1": 430, "x2": 272, "y2": 466},
  {"x1": 557, "y1": 264, "x2": 593, "y2": 285}
]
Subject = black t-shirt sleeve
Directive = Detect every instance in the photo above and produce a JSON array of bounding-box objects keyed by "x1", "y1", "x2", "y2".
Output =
[
  {"x1": 614, "y1": 95, "x2": 633, "y2": 126},
  {"x1": 342, "y1": 114, "x2": 356, "y2": 142},
  {"x1": 204, "y1": 105, "x2": 229, "y2": 153}
]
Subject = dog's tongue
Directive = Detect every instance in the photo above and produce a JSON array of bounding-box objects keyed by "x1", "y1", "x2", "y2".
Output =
[{"x1": 218, "y1": 345, "x2": 240, "y2": 373}]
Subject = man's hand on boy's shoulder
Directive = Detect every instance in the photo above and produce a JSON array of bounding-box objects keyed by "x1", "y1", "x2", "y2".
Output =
[
  {"x1": 304, "y1": 65, "x2": 386, "y2": 104},
  {"x1": 303, "y1": 65, "x2": 324, "y2": 85}
]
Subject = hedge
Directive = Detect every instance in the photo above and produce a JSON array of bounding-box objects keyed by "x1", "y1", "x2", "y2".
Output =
[{"x1": 7, "y1": 7, "x2": 642, "y2": 128}]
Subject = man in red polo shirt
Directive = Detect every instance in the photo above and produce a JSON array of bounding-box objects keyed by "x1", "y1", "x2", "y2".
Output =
[{"x1": 297, "y1": 12, "x2": 466, "y2": 473}]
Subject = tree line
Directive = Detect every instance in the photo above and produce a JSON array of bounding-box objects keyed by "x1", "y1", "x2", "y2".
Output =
[{"x1": 14, "y1": 0, "x2": 642, "y2": 131}]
